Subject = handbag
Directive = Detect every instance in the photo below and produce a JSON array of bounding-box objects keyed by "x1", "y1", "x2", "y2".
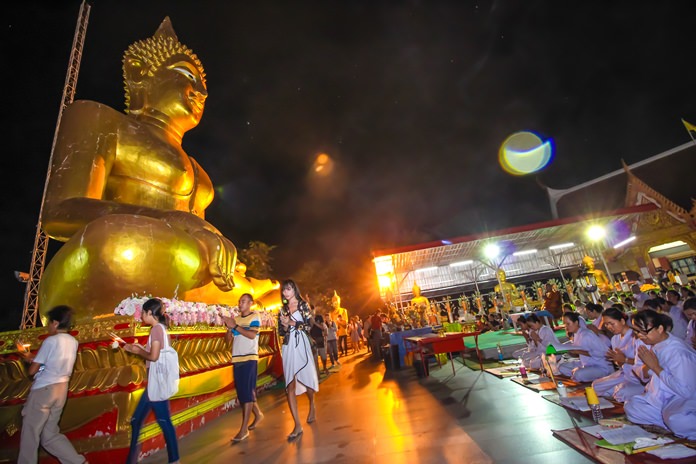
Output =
[{"x1": 147, "y1": 325, "x2": 180, "y2": 401}]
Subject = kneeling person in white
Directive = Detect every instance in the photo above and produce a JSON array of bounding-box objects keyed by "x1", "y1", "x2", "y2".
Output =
[
  {"x1": 624, "y1": 310, "x2": 696, "y2": 440},
  {"x1": 557, "y1": 311, "x2": 614, "y2": 382}
]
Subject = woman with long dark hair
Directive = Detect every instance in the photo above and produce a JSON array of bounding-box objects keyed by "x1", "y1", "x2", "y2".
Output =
[
  {"x1": 124, "y1": 298, "x2": 179, "y2": 464},
  {"x1": 278, "y1": 280, "x2": 319, "y2": 440}
]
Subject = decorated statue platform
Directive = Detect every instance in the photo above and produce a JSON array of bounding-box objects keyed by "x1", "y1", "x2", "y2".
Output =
[{"x1": 0, "y1": 302, "x2": 282, "y2": 462}]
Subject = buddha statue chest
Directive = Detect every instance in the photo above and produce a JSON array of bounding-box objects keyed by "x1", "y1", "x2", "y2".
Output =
[{"x1": 104, "y1": 123, "x2": 213, "y2": 214}]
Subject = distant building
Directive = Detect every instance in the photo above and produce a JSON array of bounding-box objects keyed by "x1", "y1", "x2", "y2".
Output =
[
  {"x1": 372, "y1": 142, "x2": 695, "y2": 306},
  {"x1": 544, "y1": 141, "x2": 696, "y2": 282}
]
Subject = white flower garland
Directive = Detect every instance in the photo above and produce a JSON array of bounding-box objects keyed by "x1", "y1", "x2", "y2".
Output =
[{"x1": 114, "y1": 296, "x2": 277, "y2": 328}]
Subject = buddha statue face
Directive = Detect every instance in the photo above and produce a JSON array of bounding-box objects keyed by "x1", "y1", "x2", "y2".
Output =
[
  {"x1": 497, "y1": 268, "x2": 507, "y2": 283},
  {"x1": 123, "y1": 18, "x2": 208, "y2": 137},
  {"x1": 582, "y1": 256, "x2": 596, "y2": 271},
  {"x1": 332, "y1": 290, "x2": 341, "y2": 309},
  {"x1": 412, "y1": 283, "x2": 421, "y2": 298}
]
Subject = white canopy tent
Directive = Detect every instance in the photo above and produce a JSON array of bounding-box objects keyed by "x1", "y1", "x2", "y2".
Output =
[{"x1": 372, "y1": 204, "x2": 656, "y2": 305}]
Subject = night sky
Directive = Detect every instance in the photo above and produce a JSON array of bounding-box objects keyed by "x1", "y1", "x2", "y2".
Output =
[{"x1": 4, "y1": 1, "x2": 696, "y2": 328}]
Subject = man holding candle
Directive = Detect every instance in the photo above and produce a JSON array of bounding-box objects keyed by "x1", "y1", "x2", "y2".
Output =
[{"x1": 17, "y1": 306, "x2": 87, "y2": 464}]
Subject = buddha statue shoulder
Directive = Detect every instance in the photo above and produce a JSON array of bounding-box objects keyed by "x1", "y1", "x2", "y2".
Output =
[{"x1": 38, "y1": 18, "x2": 278, "y2": 323}]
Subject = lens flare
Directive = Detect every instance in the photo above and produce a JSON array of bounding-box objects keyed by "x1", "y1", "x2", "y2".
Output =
[
  {"x1": 499, "y1": 131, "x2": 554, "y2": 175},
  {"x1": 313, "y1": 152, "x2": 334, "y2": 176}
]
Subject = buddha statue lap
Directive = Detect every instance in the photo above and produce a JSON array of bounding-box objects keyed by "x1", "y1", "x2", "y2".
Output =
[{"x1": 38, "y1": 18, "x2": 279, "y2": 323}]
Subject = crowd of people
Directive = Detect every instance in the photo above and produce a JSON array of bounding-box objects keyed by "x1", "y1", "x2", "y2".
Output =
[
  {"x1": 15, "y1": 276, "x2": 695, "y2": 462},
  {"x1": 512, "y1": 280, "x2": 696, "y2": 442}
]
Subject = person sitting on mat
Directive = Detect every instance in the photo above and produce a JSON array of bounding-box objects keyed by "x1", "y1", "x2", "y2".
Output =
[
  {"x1": 519, "y1": 313, "x2": 562, "y2": 370},
  {"x1": 591, "y1": 307, "x2": 646, "y2": 402},
  {"x1": 556, "y1": 312, "x2": 614, "y2": 382},
  {"x1": 624, "y1": 310, "x2": 696, "y2": 440}
]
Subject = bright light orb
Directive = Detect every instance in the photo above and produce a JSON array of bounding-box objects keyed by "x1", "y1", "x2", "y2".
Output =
[
  {"x1": 313, "y1": 152, "x2": 334, "y2": 176},
  {"x1": 483, "y1": 243, "x2": 501, "y2": 259},
  {"x1": 499, "y1": 131, "x2": 554, "y2": 176},
  {"x1": 587, "y1": 225, "x2": 606, "y2": 241}
]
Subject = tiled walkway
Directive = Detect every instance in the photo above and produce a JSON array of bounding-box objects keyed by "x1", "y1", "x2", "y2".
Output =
[{"x1": 141, "y1": 351, "x2": 592, "y2": 463}]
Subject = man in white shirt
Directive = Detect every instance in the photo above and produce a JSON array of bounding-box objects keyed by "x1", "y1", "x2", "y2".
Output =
[{"x1": 18, "y1": 305, "x2": 86, "y2": 464}]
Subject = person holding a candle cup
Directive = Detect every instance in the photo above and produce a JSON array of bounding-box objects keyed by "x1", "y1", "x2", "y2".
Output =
[{"x1": 557, "y1": 312, "x2": 614, "y2": 382}]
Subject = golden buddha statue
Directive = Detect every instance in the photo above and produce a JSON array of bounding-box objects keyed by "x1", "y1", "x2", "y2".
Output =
[
  {"x1": 581, "y1": 256, "x2": 611, "y2": 293},
  {"x1": 330, "y1": 290, "x2": 349, "y2": 323},
  {"x1": 494, "y1": 268, "x2": 524, "y2": 309},
  {"x1": 38, "y1": 18, "x2": 279, "y2": 323},
  {"x1": 411, "y1": 283, "x2": 429, "y2": 311}
]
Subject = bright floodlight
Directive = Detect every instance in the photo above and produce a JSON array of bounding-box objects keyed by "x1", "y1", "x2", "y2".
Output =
[
  {"x1": 416, "y1": 266, "x2": 438, "y2": 273},
  {"x1": 512, "y1": 249, "x2": 537, "y2": 256},
  {"x1": 613, "y1": 236, "x2": 636, "y2": 249},
  {"x1": 587, "y1": 225, "x2": 606, "y2": 241},
  {"x1": 449, "y1": 260, "x2": 473, "y2": 267},
  {"x1": 549, "y1": 242, "x2": 574, "y2": 251},
  {"x1": 483, "y1": 243, "x2": 500, "y2": 259}
]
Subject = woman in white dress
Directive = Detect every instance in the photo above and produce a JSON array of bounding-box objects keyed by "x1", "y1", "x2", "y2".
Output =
[
  {"x1": 520, "y1": 313, "x2": 562, "y2": 369},
  {"x1": 278, "y1": 279, "x2": 319, "y2": 440},
  {"x1": 591, "y1": 307, "x2": 645, "y2": 402},
  {"x1": 557, "y1": 311, "x2": 614, "y2": 382}
]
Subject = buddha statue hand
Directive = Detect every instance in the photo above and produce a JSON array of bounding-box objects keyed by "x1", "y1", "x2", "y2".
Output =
[{"x1": 157, "y1": 210, "x2": 237, "y2": 291}]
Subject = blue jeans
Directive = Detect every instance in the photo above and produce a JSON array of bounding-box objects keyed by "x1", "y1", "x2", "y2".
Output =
[{"x1": 126, "y1": 390, "x2": 179, "y2": 464}]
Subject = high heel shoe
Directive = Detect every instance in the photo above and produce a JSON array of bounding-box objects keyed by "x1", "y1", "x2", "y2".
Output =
[{"x1": 287, "y1": 429, "x2": 303, "y2": 440}]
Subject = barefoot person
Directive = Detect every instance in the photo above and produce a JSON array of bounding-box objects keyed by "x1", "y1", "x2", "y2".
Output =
[
  {"x1": 224, "y1": 293, "x2": 264, "y2": 442},
  {"x1": 278, "y1": 280, "x2": 319, "y2": 440}
]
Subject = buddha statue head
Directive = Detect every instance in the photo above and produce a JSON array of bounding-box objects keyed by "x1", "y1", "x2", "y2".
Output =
[
  {"x1": 123, "y1": 17, "x2": 208, "y2": 138},
  {"x1": 412, "y1": 283, "x2": 422, "y2": 298},
  {"x1": 332, "y1": 290, "x2": 341, "y2": 309},
  {"x1": 582, "y1": 255, "x2": 596, "y2": 271},
  {"x1": 497, "y1": 268, "x2": 507, "y2": 283}
]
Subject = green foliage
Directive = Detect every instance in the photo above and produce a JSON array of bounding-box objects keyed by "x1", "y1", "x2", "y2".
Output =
[{"x1": 238, "y1": 241, "x2": 276, "y2": 279}]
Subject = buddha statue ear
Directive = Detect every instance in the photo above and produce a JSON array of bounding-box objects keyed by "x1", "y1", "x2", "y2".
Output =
[{"x1": 123, "y1": 57, "x2": 149, "y2": 114}]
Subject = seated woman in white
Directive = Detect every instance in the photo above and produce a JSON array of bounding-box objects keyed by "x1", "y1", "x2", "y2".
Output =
[
  {"x1": 512, "y1": 315, "x2": 534, "y2": 359},
  {"x1": 624, "y1": 310, "x2": 696, "y2": 440},
  {"x1": 591, "y1": 307, "x2": 645, "y2": 402},
  {"x1": 584, "y1": 302, "x2": 612, "y2": 345},
  {"x1": 519, "y1": 313, "x2": 562, "y2": 370},
  {"x1": 557, "y1": 312, "x2": 614, "y2": 382}
]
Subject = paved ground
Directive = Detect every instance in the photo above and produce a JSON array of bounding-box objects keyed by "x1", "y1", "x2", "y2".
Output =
[{"x1": 141, "y1": 350, "x2": 593, "y2": 464}]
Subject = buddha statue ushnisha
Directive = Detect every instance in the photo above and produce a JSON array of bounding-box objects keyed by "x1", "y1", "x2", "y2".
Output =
[
  {"x1": 330, "y1": 290, "x2": 348, "y2": 323},
  {"x1": 39, "y1": 18, "x2": 279, "y2": 323}
]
